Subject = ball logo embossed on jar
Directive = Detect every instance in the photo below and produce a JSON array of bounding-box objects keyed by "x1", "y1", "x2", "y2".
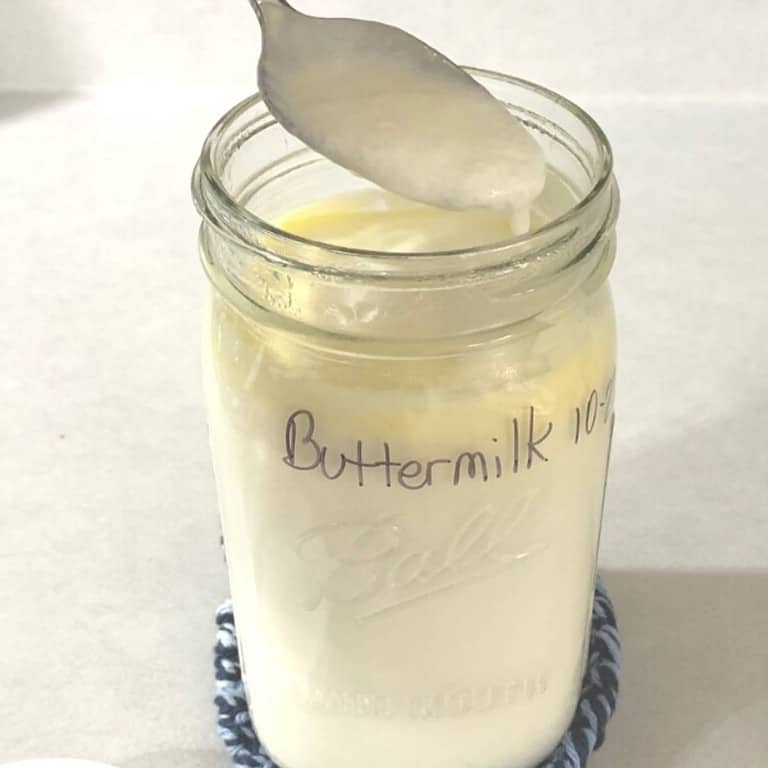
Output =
[{"x1": 295, "y1": 490, "x2": 548, "y2": 621}]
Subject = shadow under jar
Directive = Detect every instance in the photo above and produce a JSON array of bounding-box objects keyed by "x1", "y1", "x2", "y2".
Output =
[{"x1": 193, "y1": 70, "x2": 619, "y2": 768}]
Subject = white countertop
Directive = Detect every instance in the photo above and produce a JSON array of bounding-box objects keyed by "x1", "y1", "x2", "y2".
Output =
[{"x1": 1, "y1": 85, "x2": 767, "y2": 767}]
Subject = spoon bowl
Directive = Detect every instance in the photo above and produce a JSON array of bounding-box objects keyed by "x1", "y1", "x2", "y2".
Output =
[{"x1": 249, "y1": 0, "x2": 545, "y2": 215}]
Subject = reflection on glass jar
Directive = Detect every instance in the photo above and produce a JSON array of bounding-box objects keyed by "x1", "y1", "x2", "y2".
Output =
[{"x1": 193, "y1": 71, "x2": 619, "y2": 768}]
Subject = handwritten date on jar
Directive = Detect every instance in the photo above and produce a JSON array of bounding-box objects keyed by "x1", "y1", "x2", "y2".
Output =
[
  {"x1": 295, "y1": 494, "x2": 547, "y2": 621},
  {"x1": 574, "y1": 377, "x2": 615, "y2": 444}
]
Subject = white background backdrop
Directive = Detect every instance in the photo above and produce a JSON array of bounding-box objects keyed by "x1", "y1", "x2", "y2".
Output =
[
  {"x1": 1, "y1": 2, "x2": 767, "y2": 767},
  {"x1": 3, "y1": 0, "x2": 768, "y2": 99}
]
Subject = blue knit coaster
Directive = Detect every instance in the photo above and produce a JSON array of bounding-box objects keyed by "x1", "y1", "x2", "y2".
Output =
[{"x1": 214, "y1": 578, "x2": 621, "y2": 768}]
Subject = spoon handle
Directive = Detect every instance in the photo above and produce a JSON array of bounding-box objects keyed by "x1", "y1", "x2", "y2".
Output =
[{"x1": 248, "y1": 0, "x2": 291, "y2": 13}]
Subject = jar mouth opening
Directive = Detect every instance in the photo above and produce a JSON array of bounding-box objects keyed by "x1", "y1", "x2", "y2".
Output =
[{"x1": 193, "y1": 69, "x2": 614, "y2": 263}]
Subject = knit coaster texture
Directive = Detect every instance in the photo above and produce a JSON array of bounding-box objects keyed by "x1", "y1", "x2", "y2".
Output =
[{"x1": 214, "y1": 577, "x2": 621, "y2": 768}]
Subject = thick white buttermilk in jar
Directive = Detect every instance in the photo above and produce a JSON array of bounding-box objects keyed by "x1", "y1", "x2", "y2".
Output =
[{"x1": 202, "y1": 184, "x2": 616, "y2": 768}]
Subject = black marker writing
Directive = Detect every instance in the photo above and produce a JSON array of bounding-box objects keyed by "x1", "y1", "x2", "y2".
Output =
[
  {"x1": 526, "y1": 406, "x2": 553, "y2": 468},
  {"x1": 453, "y1": 452, "x2": 489, "y2": 486},
  {"x1": 282, "y1": 406, "x2": 564, "y2": 491}
]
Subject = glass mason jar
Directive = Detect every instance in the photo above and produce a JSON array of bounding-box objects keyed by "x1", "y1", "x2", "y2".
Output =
[{"x1": 193, "y1": 70, "x2": 618, "y2": 768}]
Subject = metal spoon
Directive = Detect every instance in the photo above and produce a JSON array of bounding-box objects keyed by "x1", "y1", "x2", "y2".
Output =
[{"x1": 248, "y1": 0, "x2": 545, "y2": 212}]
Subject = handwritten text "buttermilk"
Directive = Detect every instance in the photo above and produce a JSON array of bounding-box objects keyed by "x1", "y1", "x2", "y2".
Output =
[{"x1": 282, "y1": 408, "x2": 552, "y2": 490}]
